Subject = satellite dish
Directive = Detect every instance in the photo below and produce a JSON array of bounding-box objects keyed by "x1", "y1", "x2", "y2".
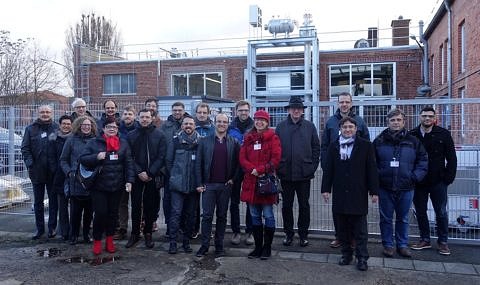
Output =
[{"x1": 354, "y1": 38, "x2": 370, "y2": 48}]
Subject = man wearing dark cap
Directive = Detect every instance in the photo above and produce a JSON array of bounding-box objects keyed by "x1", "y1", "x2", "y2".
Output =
[{"x1": 275, "y1": 96, "x2": 320, "y2": 247}]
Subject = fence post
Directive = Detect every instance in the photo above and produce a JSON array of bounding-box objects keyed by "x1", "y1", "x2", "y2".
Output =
[{"x1": 8, "y1": 106, "x2": 15, "y2": 175}]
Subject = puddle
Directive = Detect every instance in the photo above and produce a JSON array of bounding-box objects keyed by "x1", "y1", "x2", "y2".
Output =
[
  {"x1": 61, "y1": 255, "x2": 121, "y2": 266},
  {"x1": 37, "y1": 248, "x2": 62, "y2": 258}
]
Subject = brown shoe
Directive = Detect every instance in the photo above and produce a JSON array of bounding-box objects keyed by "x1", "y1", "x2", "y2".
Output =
[
  {"x1": 411, "y1": 240, "x2": 431, "y2": 250},
  {"x1": 383, "y1": 247, "x2": 394, "y2": 257},
  {"x1": 330, "y1": 239, "x2": 342, "y2": 248},
  {"x1": 438, "y1": 243, "x2": 451, "y2": 255},
  {"x1": 397, "y1": 247, "x2": 412, "y2": 258}
]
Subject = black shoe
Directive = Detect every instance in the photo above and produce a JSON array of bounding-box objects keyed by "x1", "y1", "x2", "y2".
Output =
[
  {"x1": 62, "y1": 235, "x2": 69, "y2": 242},
  {"x1": 32, "y1": 231, "x2": 44, "y2": 240},
  {"x1": 215, "y1": 248, "x2": 225, "y2": 258},
  {"x1": 182, "y1": 241, "x2": 193, "y2": 253},
  {"x1": 125, "y1": 234, "x2": 140, "y2": 248},
  {"x1": 196, "y1": 246, "x2": 209, "y2": 257},
  {"x1": 357, "y1": 259, "x2": 368, "y2": 271},
  {"x1": 145, "y1": 233, "x2": 154, "y2": 249},
  {"x1": 69, "y1": 236, "x2": 78, "y2": 245},
  {"x1": 47, "y1": 230, "x2": 56, "y2": 239},
  {"x1": 299, "y1": 238, "x2": 309, "y2": 247},
  {"x1": 168, "y1": 242, "x2": 177, "y2": 254},
  {"x1": 339, "y1": 255, "x2": 353, "y2": 265},
  {"x1": 283, "y1": 235, "x2": 293, "y2": 246}
]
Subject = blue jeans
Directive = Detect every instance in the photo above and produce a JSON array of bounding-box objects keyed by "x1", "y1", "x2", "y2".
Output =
[
  {"x1": 169, "y1": 191, "x2": 197, "y2": 242},
  {"x1": 200, "y1": 183, "x2": 232, "y2": 249},
  {"x1": 249, "y1": 204, "x2": 275, "y2": 228},
  {"x1": 413, "y1": 182, "x2": 449, "y2": 244},
  {"x1": 379, "y1": 188, "x2": 414, "y2": 249},
  {"x1": 32, "y1": 183, "x2": 57, "y2": 233}
]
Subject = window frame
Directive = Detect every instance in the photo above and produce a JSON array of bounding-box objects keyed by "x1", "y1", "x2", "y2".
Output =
[
  {"x1": 171, "y1": 72, "x2": 223, "y2": 98},
  {"x1": 102, "y1": 73, "x2": 137, "y2": 96}
]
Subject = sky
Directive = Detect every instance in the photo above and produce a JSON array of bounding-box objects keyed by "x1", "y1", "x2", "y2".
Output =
[{"x1": 1, "y1": 0, "x2": 442, "y2": 61}]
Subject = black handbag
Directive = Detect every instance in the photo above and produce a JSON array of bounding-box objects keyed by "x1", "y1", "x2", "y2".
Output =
[
  {"x1": 76, "y1": 163, "x2": 102, "y2": 191},
  {"x1": 256, "y1": 173, "x2": 280, "y2": 196}
]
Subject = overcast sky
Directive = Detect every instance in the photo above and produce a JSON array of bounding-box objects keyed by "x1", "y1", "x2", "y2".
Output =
[{"x1": 2, "y1": 0, "x2": 441, "y2": 60}]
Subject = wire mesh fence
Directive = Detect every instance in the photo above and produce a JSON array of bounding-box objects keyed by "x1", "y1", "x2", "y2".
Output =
[{"x1": 0, "y1": 97, "x2": 479, "y2": 242}]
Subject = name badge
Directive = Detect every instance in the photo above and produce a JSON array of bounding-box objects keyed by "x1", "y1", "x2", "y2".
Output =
[
  {"x1": 390, "y1": 160, "x2": 399, "y2": 168},
  {"x1": 254, "y1": 143, "x2": 262, "y2": 150},
  {"x1": 109, "y1": 154, "x2": 119, "y2": 160},
  {"x1": 191, "y1": 154, "x2": 196, "y2": 160},
  {"x1": 41, "y1": 132, "x2": 47, "y2": 138}
]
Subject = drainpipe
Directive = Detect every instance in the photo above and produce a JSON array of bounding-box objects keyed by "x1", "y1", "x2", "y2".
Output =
[{"x1": 444, "y1": 0, "x2": 452, "y2": 129}]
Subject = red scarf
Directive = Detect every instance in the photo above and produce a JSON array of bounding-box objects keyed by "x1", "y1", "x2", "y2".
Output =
[{"x1": 103, "y1": 134, "x2": 120, "y2": 152}]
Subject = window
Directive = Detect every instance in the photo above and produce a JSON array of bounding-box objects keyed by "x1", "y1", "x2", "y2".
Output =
[
  {"x1": 440, "y1": 44, "x2": 445, "y2": 84},
  {"x1": 430, "y1": 55, "x2": 435, "y2": 84},
  {"x1": 254, "y1": 71, "x2": 307, "y2": 91},
  {"x1": 290, "y1": 71, "x2": 305, "y2": 90},
  {"x1": 103, "y1": 74, "x2": 136, "y2": 95},
  {"x1": 172, "y1": 72, "x2": 222, "y2": 97},
  {"x1": 329, "y1": 63, "x2": 394, "y2": 98},
  {"x1": 459, "y1": 21, "x2": 466, "y2": 73},
  {"x1": 256, "y1": 73, "x2": 266, "y2": 91}
]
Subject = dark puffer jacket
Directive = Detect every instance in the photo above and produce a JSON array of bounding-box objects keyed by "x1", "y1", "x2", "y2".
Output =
[
  {"x1": 275, "y1": 115, "x2": 320, "y2": 181},
  {"x1": 321, "y1": 109, "x2": 370, "y2": 170},
  {"x1": 127, "y1": 124, "x2": 166, "y2": 177},
  {"x1": 408, "y1": 125, "x2": 457, "y2": 186},
  {"x1": 60, "y1": 133, "x2": 96, "y2": 197},
  {"x1": 166, "y1": 131, "x2": 200, "y2": 193},
  {"x1": 21, "y1": 119, "x2": 59, "y2": 184},
  {"x1": 79, "y1": 136, "x2": 135, "y2": 192},
  {"x1": 373, "y1": 128, "x2": 428, "y2": 191}
]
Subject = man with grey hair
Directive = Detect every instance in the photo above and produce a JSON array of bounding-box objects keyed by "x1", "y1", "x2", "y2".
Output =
[
  {"x1": 373, "y1": 109, "x2": 428, "y2": 258},
  {"x1": 70, "y1": 98, "x2": 93, "y2": 121},
  {"x1": 21, "y1": 105, "x2": 59, "y2": 240}
]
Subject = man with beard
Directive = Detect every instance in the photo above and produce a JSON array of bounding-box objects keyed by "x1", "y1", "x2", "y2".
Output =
[
  {"x1": 145, "y1": 98, "x2": 163, "y2": 128},
  {"x1": 22, "y1": 105, "x2": 59, "y2": 239},
  {"x1": 409, "y1": 107, "x2": 457, "y2": 255},
  {"x1": 97, "y1": 100, "x2": 120, "y2": 135},
  {"x1": 166, "y1": 116, "x2": 200, "y2": 254},
  {"x1": 227, "y1": 100, "x2": 254, "y2": 246},
  {"x1": 126, "y1": 109, "x2": 166, "y2": 249},
  {"x1": 195, "y1": 113, "x2": 240, "y2": 257}
]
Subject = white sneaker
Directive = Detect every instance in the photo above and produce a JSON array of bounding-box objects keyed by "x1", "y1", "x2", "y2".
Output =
[
  {"x1": 245, "y1": 233, "x2": 254, "y2": 245},
  {"x1": 230, "y1": 233, "x2": 241, "y2": 245}
]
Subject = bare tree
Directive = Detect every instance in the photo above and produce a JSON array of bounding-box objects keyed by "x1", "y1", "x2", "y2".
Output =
[
  {"x1": 62, "y1": 12, "x2": 123, "y2": 89},
  {"x1": 0, "y1": 30, "x2": 61, "y2": 105}
]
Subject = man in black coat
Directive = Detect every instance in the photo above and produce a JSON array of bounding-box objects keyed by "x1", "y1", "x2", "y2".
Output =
[
  {"x1": 47, "y1": 115, "x2": 72, "y2": 241},
  {"x1": 409, "y1": 106, "x2": 457, "y2": 255},
  {"x1": 195, "y1": 113, "x2": 240, "y2": 257},
  {"x1": 321, "y1": 92, "x2": 370, "y2": 248},
  {"x1": 21, "y1": 105, "x2": 59, "y2": 240},
  {"x1": 321, "y1": 117, "x2": 379, "y2": 271},
  {"x1": 276, "y1": 96, "x2": 320, "y2": 247},
  {"x1": 126, "y1": 109, "x2": 167, "y2": 249}
]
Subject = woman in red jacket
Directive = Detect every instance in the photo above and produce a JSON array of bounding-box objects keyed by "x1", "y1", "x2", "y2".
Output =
[{"x1": 240, "y1": 110, "x2": 281, "y2": 260}]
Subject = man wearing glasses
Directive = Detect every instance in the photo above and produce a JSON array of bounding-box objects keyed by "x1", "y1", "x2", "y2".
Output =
[
  {"x1": 373, "y1": 109, "x2": 428, "y2": 258},
  {"x1": 227, "y1": 100, "x2": 255, "y2": 246},
  {"x1": 409, "y1": 106, "x2": 457, "y2": 255},
  {"x1": 70, "y1": 98, "x2": 93, "y2": 121}
]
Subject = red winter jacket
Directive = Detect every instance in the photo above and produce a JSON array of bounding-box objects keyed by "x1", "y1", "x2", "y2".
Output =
[{"x1": 240, "y1": 128, "x2": 282, "y2": 205}]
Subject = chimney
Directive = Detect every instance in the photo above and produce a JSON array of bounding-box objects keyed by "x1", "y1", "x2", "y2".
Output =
[
  {"x1": 368, "y1": 27, "x2": 378, "y2": 47},
  {"x1": 391, "y1": 16, "x2": 410, "y2": 46}
]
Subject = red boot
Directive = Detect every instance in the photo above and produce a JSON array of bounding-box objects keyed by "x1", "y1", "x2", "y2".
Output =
[
  {"x1": 93, "y1": 240, "x2": 102, "y2": 255},
  {"x1": 105, "y1": 235, "x2": 116, "y2": 253}
]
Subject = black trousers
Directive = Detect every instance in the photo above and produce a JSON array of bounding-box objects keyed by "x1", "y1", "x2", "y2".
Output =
[
  {"x1": 91, "y1": 190, "x2": 122, "y2": 240},
  {"x1": 281, "y1": 180, "x2": 311, "y2": 238},
  {"x1": 131, "y1": 180, "x2": 160, "y2": 235},
  {"x1": 337, "y1": 213, "x2": 369, "y2": 260},
  {"x1": 57, "y1": 193, "x2": 70, "y2": 238},
  {"x1": 70, "y1": 196, "x2": 92, "y2": 238}
]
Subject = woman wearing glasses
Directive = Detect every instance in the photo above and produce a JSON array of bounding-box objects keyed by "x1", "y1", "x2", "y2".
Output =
[
  {"x1": 80, "y1": 117, "x2": 135, "y2": 255},
  {"x1": 60, "y1": 116, "x2": 97, "y2": 245}
]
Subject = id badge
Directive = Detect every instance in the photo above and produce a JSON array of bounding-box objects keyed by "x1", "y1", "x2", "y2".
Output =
[
  {"x1": 41, "y1": 132, "x2": 47, "y2": 138},
  {"x1": 390, "y1": 160, "x2": 399, "y2": 168},
  {"x1": 109, "y1": 154, "x2": 119, "y2": 160},
  {"x1": 254, "y1": 143, "x2": 262, "y2": 150},
  {"x1": 191, "y1": 154, "x2": 196, "y2": 160}
]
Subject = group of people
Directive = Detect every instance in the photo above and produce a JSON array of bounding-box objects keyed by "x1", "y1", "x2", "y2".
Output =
[{"x1": 21, "y1": 93, "x2": 457, "y2": 271}]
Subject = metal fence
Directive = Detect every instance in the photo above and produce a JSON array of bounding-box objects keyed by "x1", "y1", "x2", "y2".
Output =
[{"x1": 1, "y1": 98, "x2": 479, "y2": 242}]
